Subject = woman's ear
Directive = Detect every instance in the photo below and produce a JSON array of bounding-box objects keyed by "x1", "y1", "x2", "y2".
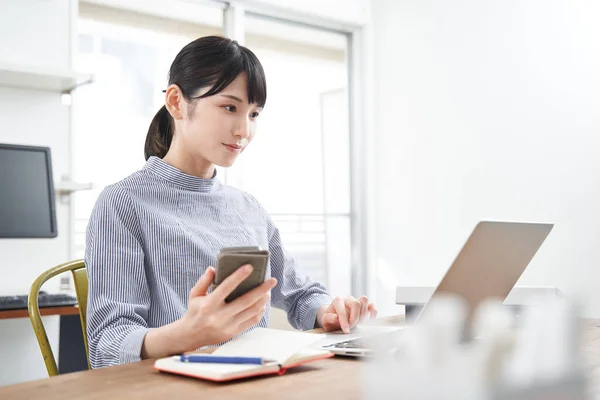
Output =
[{"x1": 164, "y1": 84, "x2": 184, "y2": 120}]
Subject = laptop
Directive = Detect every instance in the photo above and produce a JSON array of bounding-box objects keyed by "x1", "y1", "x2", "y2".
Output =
[{"x1": 318, "y1": 220, "x2": 554, "y2": 356}]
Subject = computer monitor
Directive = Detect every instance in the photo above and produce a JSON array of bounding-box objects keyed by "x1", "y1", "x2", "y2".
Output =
[{"x1": 0, "y1": 143, "x2": 57, "y2": 238}]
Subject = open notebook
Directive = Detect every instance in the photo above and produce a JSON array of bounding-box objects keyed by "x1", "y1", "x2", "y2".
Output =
[{"x1": 154, "y1": 328, "x2": 334, "y2": 382}]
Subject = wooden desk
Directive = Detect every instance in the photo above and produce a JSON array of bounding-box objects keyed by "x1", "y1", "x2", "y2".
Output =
[
  {"x1": 0, "y1": 306, "x2": 79, "y2": 320},
  {"x1": 1, "y1": 317, "x2": 599, "y2": 400}
]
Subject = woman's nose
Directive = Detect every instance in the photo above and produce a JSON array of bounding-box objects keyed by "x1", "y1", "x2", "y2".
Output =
[{"x1": 235, "y1": 118, "x2": 251, "y2": 138}]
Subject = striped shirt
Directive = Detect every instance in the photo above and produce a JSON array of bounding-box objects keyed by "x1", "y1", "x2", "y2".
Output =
[{"x1": 85, "y1": 156, "x2": 332, "y2": 368}]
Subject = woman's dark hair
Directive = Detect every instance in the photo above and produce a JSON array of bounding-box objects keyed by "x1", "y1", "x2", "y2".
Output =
[{"x1": 144, "y1": 36, "x2": 267, "y2": 160}]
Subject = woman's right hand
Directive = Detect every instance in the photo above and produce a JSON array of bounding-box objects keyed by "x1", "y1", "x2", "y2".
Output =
[{"x1": 178, "y1": 264, "x2": 277, "y2": 351}]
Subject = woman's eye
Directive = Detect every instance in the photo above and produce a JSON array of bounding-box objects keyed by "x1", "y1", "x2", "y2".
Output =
[
  {"x1": 250, "y1": 111, "x2": 260, "y2": 119},
  {"x1": 224, "y1": 105, "x2": 236, "y2": 112}
]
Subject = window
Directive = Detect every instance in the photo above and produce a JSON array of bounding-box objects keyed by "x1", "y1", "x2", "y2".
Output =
[
  {"x1": 72, "y1": 4, "x2": 364, "y2": 302},
  {"x1": 226, "y1": 16, "x2": 353, "y2": 295},
  {"x1": 72, "y1": 13, "x2": 222, "y2": 258}
]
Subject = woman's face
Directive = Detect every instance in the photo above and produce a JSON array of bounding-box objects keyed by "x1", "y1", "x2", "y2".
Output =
[{"x1": 170, "y1": 73, "x2": 262, "y2": 168}]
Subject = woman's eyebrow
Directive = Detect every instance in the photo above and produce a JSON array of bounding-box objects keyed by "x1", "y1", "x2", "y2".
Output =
[{"x1": 220, "y1": 94, "x2": 244, "y2": 103}]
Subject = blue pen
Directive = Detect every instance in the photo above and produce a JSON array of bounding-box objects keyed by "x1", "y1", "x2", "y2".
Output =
[{"x1": 173, "y1": 355, "x2": 270, "y2": 365}]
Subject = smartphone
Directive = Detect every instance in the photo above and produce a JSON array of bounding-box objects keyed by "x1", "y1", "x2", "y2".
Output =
[{"x1": 211, "y1": 246, "x2": 270, "y2": 303}]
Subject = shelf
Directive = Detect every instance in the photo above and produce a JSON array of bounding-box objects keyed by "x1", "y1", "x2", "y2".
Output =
[
  {"x1": 0, "y1": 62, "x2": 92, "y2": 93},
  {"x1": 54, "y1": 181, "x2": 94, "y2": 195}
]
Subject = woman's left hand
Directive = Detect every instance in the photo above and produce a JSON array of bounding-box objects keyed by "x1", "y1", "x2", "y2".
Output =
[{"x1": 316, "y1": 296, "x2": 378, "y2": 333}]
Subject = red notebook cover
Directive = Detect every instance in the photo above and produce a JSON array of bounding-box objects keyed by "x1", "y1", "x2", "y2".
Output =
[{"x1": 154, "y1": 350, "x2": 334, "y2": 382}]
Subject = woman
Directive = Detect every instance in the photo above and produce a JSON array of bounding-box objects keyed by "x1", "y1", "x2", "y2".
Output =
[{"x1": 86, "y1": 36, "x2": 377, "y2": 369}]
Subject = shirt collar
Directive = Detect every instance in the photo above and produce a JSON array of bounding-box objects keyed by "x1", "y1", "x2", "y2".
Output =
[{"x1": 144, "y1": 156, "x2": 220, "y2": 192}]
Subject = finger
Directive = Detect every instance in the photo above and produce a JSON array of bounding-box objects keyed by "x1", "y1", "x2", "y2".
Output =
[
  {"x1": 234, "y1": 293, "x2": 270, "y2": 324},
  {"x1": 237, "y1": 310, "x2": 268, "y2": 334},
  {"x1": 236, "y1": 296, "x2": 272, "y2": 333},
  {"x1": 211, "y1": 264, "x2": 254, "y2": 302},
  {"x1": 226, "y1": 278, "x2": 277, "y2": 315},
  {"x1": 332, "y1": 297, "x2": 350, "y2": 333},
  {"x1": 368, "y1": 303, "x2": 378, "y2": 319},
  {"x1": 320, "y1": 313, "x2": 340, "y2": 331},
  {"x1": 359, "y1": 296, "x2": 369, "y2": 322},
  {"x1": 189, "y1": 267, "x2": 215, "y2": 299},
  {"x1": 345, "y1": 296, "x2": 361, "y2": 328}
]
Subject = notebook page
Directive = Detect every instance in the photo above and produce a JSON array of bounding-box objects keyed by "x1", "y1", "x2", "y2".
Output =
[{"x1": 213, "y1": 328, "x2": 325, "y2": 364}]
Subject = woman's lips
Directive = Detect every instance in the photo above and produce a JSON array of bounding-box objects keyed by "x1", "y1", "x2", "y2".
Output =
[{"x1": 223, "y1": 143, "x2": 242, "y2": 153}]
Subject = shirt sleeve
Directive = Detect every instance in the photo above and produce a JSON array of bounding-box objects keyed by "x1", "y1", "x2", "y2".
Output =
[
  {"x1": 251, "y1": 198, "x2": 333, "y2": 330},
  {"x1": 85, "y1": 185, "x2": 151, "y2": 368}
]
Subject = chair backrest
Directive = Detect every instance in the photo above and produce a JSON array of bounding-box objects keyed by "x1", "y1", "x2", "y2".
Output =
[
  {"x1": 28, "y1": 259, "x2": 89, "y2": 377},
  {"x1": 71, "y1": 267, "x2": 89, "y2": 356}
]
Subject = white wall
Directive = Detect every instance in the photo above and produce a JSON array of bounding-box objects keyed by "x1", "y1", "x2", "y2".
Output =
[
  {"x1": 0, "y1": 0, "x2": 76, "y2": 385},
  {"x1": 0, "y1": 88, "x2": 71, "y2": 296},
  {"x1": 371, "y1": 0, "x2": 600, "y2": 317},
  {"x1": 0, "y1": 0, "x2": 71, "y2": 70}
]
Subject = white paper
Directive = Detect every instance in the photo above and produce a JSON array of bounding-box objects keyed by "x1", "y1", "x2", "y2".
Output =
[{"x1": 212, "y1": 328, "x2": 326, "y2": 364}]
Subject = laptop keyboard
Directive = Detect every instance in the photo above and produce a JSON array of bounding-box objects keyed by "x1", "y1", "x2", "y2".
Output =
[
  {"x1": 324, "y1": 337, "x2": 371, "y2": 349},
  {"x1": 323, "y1": 329, "x2": 408, "y2": 351},
  {"x1": 0, "y1": 293, "x2": 77, "y2": 311}
]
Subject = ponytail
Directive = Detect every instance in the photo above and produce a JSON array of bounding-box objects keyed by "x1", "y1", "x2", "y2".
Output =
[{"x1": 144, "y1": 105, "x2": 173, "y2": 160}]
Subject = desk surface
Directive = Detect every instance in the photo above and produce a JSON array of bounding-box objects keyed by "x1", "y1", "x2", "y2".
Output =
[
  {"x1": 0, "y1": 306, "x2": 79, "y2": 320},
  {"x1": 1, "y1": 316, "x2": 600, "y2": 400}
]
